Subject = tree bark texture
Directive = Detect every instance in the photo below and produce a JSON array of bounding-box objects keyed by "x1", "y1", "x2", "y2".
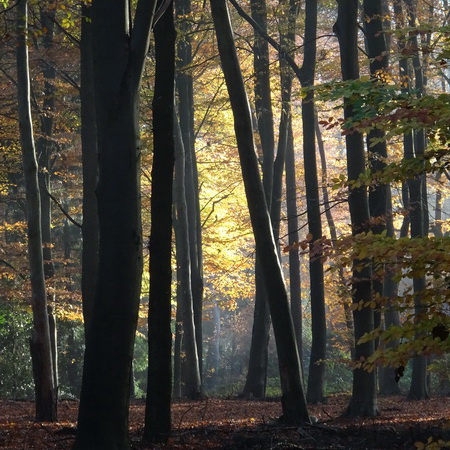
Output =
[
  {"x1": 210, "y1": 0, "x2": 310, "y2": 424},
  {"x1": 16, "y1": 0, "x2": 57, "y2": 422},
  {"x1": 335, "y1": 0, "x2": 378, "y2": 417},
  {"x1": 75, "y1": 0, "x2": 158, "y2": 447},
  {"x1": 144, "y1": 3, "x2": 176, "y2": 443}
]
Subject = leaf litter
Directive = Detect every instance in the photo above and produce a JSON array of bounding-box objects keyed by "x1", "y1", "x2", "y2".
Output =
[{"x1": 0, "y1": 395, "x2": 449, "y2": 449}]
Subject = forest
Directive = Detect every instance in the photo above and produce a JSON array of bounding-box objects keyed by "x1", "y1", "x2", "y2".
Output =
[{"x1": 0, "y1": 0, "x2": 450, "y2": 448}]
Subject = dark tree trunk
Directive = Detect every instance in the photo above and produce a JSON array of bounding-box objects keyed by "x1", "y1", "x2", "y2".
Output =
[
  {"x1": 403, "y1": 0, "x2": 429, "y2": 400},
  {"x1": 80, "y1": 3, "x2": 99, "y2": 329},
  {"x1": 144, "y1": 3, "x2": 176, "y2": 444},
  {"x1": 173, "y1": 113, "x2": 202, "y2": 399},
  {"x1": 277, "y1": 0, "x2": 302, "y2": 361},
  {"x1": 16, "y1": 0, "x2": 56, "y2": 422},
  {"x1": 335, "y1": 0, "x2": 378, "y2": 417},
  {"x1": 297, "y1": 0, "x2": 326, "y2": 405},
  {"x1": 210, "y1": 0, "x2": 310, "y2": 424},
  {"x1": 75, "y1": 0, "x2": 158, "y2": 447},
  {"x1": 242, "y1": 0, "x2": 275, "y2": 399},
  {"x1": 175, "y1": 0, "x2": 204, "y2": 380},
  {"x1": 364, "y1": 0, "x2": 390, "y2": 342}
]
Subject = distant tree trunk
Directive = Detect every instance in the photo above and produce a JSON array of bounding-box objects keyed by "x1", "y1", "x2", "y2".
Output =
[
  {"x1": 277, "y1": 0, "x2": 302, "y2": 362},
  {"x1": 75, "y1": 0, "x2": 158, "y2": 447},
  {"x1": 315, "y1": 111, "x2": 355, "y2": 359},
  {"x1": 211, "y1": 0, "x2": 310, "y2": 424},
  {"x1": 242, "y1": 0, "x2": 274, "y2": 399},
  {"x1": 173, "y1": 113, "x2": 202, "y2": 399},
  {"x1": 175, "y1": 0, "x2": 204, "y2": 380},
  {"x1": 402, "y1": 0, "x2": 429, "y2": 401},
  {"x1": 335, "y1": 0, "x2": 378, "y2": 417},
  {"x1": 80, "y1": 3, "x2": 99, "y2": 329},
  {"x1": 286, "y1": 121, "x2": 303, "y2": 357},
  {"x1": 172, "y1": 262, "x2": 183, "y2": 398},
  {"x1": 297, "y1": 0, "x2": 327, "y2": 405},
  {"x1": 16, "y1": 0, "x2": 56, "y2": 422},
  {"x1": 144, "y1": 3, "x2": 176, "y2": 444}
]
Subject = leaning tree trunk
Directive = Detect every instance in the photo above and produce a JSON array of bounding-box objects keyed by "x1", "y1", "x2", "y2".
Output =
[
  {"x1": 16, "y1": 0, "x2": 57, "y2": 422},
  {"x1": 210, "y1": 0, "x2": 310, "y2": 424},
  {"x1": 75, "y1": 0, "x2": 158, "y2": 447},
  {"x1": 335, "y1": 0, "x2": 378, "y2": 417},
  {"x1": 144, "y1": 3, "x2": 176, "y2": 444}
]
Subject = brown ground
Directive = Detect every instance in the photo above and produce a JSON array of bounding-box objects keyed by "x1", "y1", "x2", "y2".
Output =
[{"x1": 0, "y1": 395, "x2": 449, "y2": 449}]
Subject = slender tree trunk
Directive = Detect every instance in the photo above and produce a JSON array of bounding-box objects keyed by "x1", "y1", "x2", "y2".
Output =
[
  {"x1": 402, "y1": 0, "x2": 429, "y2": 401},
  {"x1": 286, "y1": 120, "x2": 303, "y2": 357},
  {"x1": 335, "y1": 0, "x2": 378, "y2": 417},
  {"x1": 173, "y1": 112, "x2": 202, "y2": 399},
  {"x1": 144, "y1": 3, "x2": 176, "y2": 443},
  {"x1": 315, "y1": 111, "x2": 355, "y2": 359},
  {"x1": 175, "y1": 0, "x2": 204, "y2": 381},
  {"x1": 16, "y1": 0, "x2": 56, "y2": 422},
  {"x1": 277, "y1": 0, "x2": 302, "y2": 361},
  {"x1": 37, "y1": 6, "x2": 56, "y2": 282},
  {"x1": 363, "y1": 0, "x2": 390, "y2": 354},
  {"x1": 80, "y1": 3, "x2": 99, "y2": 329},
  {"x1": 242, "y1": 0, "x2": 275, "y2": 399},
  {"x1": 210, "y1": 0, "x2": 310, "y2": 424}
]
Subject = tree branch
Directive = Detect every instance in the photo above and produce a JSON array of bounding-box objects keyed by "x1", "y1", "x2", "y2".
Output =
[{"x1": 40, "y1": 183, "x2": 82, "y2": 229}]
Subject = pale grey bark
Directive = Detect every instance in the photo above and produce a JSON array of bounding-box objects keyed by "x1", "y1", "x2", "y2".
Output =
[{"x1": 16, "y1": 0, "x2": 56, "y2": 422}]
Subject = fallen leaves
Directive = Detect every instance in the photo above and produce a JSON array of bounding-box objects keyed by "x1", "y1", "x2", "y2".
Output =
[{"x1": 0, "y1": 395, "x2": 449, "y2": 449}]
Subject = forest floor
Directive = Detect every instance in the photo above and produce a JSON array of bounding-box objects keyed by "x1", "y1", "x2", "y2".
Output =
[{"x1": 0, "y1": 394, "x2": 449, "y2": 449}]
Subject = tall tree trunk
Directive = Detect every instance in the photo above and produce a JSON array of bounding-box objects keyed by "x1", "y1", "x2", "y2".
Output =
[
  {"x1": 144, "y1": 3, "x2": 176, "y2": 444},
  {"x1": 297, "y1": 0, "x2": 326, "y2": 405},
  {"x1": 80, "y1": 3, "x2": 99, "y2": 329},
  {"x1": 16, "y1": 0, "x2": 56, "y2": 422},
  {"x1": 175, "y1": 0, "x2": 204, "y2": 381},
  {"x1": 173, "y1": 113, "x2": 202, "y2": 399},
  {"x1": 37, "y1": 5, "x2": 56, "y2": 282},
  {"x1": 37, "y1": 3, "x2": 58, "y2": 396},
  {"x1": 364, "y1": 0, "x2": 390, "y2": 351},
  {"x1": 335, "y1": 0, "x2": 378, "y2": 417},
  {"x1": 242, "y1": 0, "x2": 275, "y2": 399},
  {"x1": 210, "y1": 0, "x2": 310, "y2": 424},
  {"x1": 286, "y1": 120, "x2": 303, "y2": 357},
  {"x1": 277, "y1": 0, "x2": 302, "y2": 363},
  {"x1": 75, "y1": 0, "x2": 158, "y2": 447},
  {"x1": 402, "y1": 0, "x2": 429, "y2": 401}
]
